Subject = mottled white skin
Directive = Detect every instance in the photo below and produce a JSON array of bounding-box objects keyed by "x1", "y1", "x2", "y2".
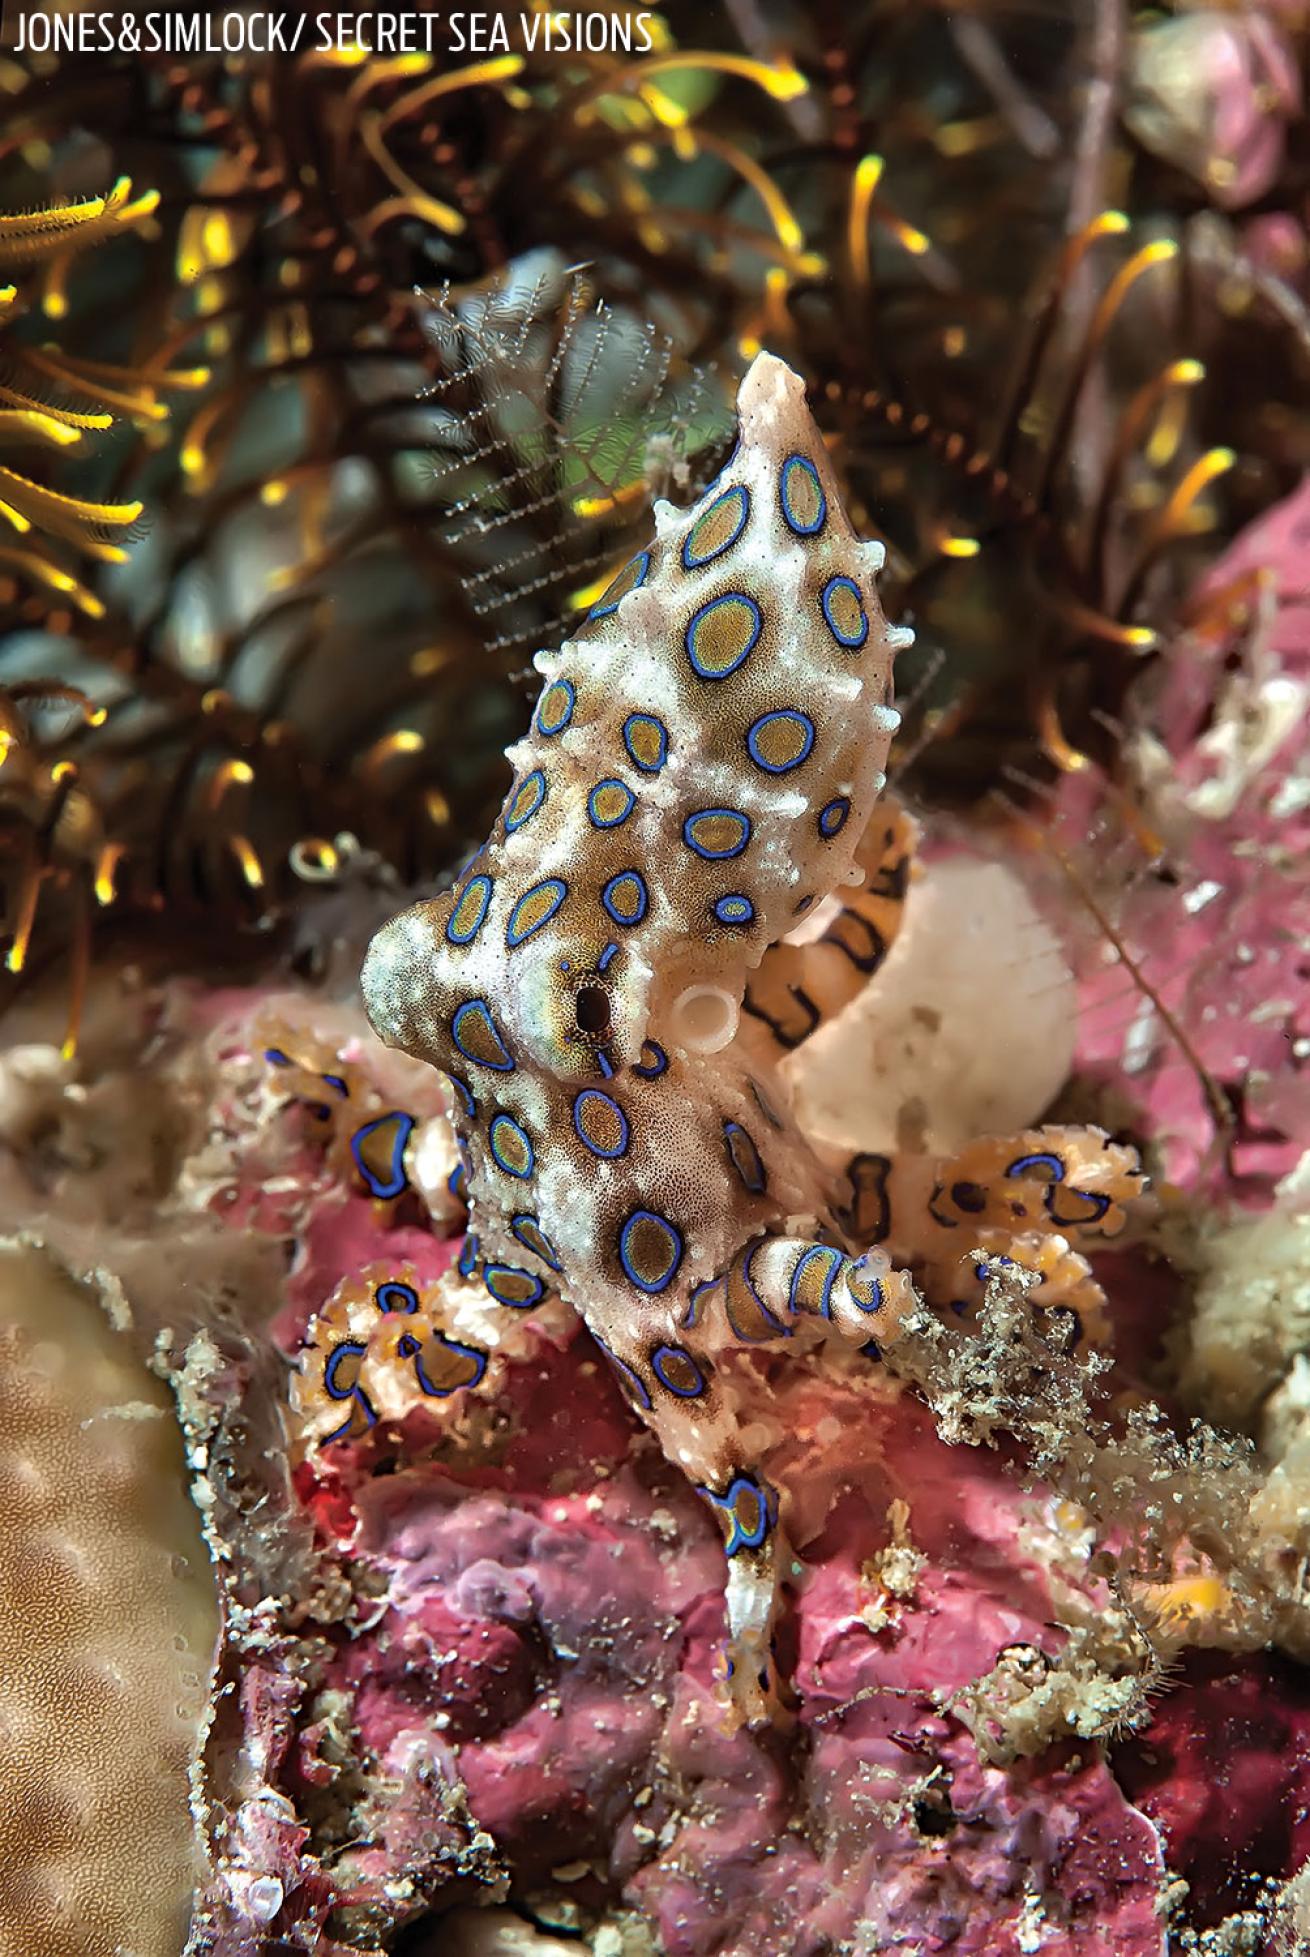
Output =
[{"x1": 361, "y1": 354, "x2": 913, "y2": 1721}]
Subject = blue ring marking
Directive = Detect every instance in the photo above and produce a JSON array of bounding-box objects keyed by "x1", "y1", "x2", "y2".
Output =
[
  {"x1": 350, "y1": 1110, "x2": 416, "y2": 1200},
  {"x1": 683, "y1": 1274, "x2": 723, "y2": 1328},
  {"x1": 458, "y1": 1233, "x2": 480, "y2": 1278},
  {"x1": 597, "y1": 1049, "x2": 615, "y2": 1079},
  {"x1": 506, "y1": 878, "x2": 568, "y2": 949},
  {"x1": 489, "y1": 1111, "x2": 535, "y2": 1179},
  {"x1": 375, "y1": 1280, "x2": 420, "y2": 1314},
  {"x1": 951, "y1": 1180, "x2": 989, "y2": 1215},
  {"x1": 1006, "y1": 1149, "x2": 1115, "y2": 1228},
  {"x1": 321, "y1": 1073, "x2": 349, "y2": 1098},
  {"x1": 724, "y1": 1120, "x2": 767, "y2": 1193},
  {"x1": 779, "y1": 454, "x2": 827, "y2": 536},
  {"x1": 844, "y1": 1255, "x2": 885, "y2": 1314},
  {"x1": 601, "y1": 870, "x2": 649, "y2": 926},
  {"x1": 405, "y1": 1334, "x2": 488, "y2": 1398},
  {"x1": 651, "y1": 1343, "x2": 707, "y2": 1398},
  {"x1": 483, "y1": 1263, "x2": 546, "y2": 1309},
  {"x1": 504, "y1": 768, "x2": 547, "y2": 833},
  {"x1": 591, "y1": 1332, "x2": 652, "y2": 1410},
  {"x1": 451, "y1": 1000, "x2": 515, "y2": 1072},
  {"x1": 324, "y1": 1341, "x2": 368, "y2": 1398},
  {"x1": 1006, "y1": 1151, "x2": 1066, "y2": 1181},
  {"x1": 573, "y1": 1088, "x2": 630, "y2": 1160},
  {"x1": 622, "y1": 712, "x2": 669, "y2": 775},
  {"x1": 448, "y1": 1162, "x2": 467, "y2": 1202},
  {"x1": 633, "y1": 1040, "x2": 668, "y2": 1080},
  {"x1": 448, "y1": 1073, "x2": 477, "y2": 1120},
  {"x1": 685, "y1": 591, "x2": 762, "y2": 681},
  {"x1": 817, "y1": 796, "x2": 850, "y2": 840},
  {"x1": 588, "y1": 778, "x2": 636, "y2": 830},
  {"x1": 619, "y1": 1209, "x2": 685, "y2": 1295},
  {"x1": 322, "y1": 1340, "x2": 377, "y2": 1443},
  {"x1": 445, "y1": 873, "x2": 494, "y2": 945},
  {"x1": 745, "y1": 708, "x2": 816, "y2": 775},
  {"x1": 788, "y1": 1245, "x2": 842, "y2": 1319},
  {"x1": 681, "y1": 483, "x2": 750, "y2": 570},
  {"x1": 683, "y1": 807, "x2": 752, "y2": 861},
  {"x1": 820, "y1": 574, "x2": 870, "y2": 649},
  {"x1": 738, "y1": 1242, "x2": 789, "y2": 1338},
  {"x1": 1050, "y1": 1186, "x2": 1112, "y2": 1224},
  {"x1": 264, "y1": 1047, "x2": 292, "y2": 1066},
  {"x1": 699, "y1": 1473, "x2": 773, "y2": 1555},
  {"x1": 589, "y1": 548, "x2": 650, "y2": 620},
  {"x1": 535, "y1": 677, "x2": 575, "y2": 737},
  {"x1": 713, "y1": 893, "x2": 755, "y2": 927},
  {"x1": 511, "y1": 1213, "x2": 563, "y2": 1271},
  {"x1": 597, "y1": 942, "x2": 619, "y2": 973}
]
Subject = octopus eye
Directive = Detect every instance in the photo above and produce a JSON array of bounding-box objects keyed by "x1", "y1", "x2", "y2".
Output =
[{"x1": 575, "y1": 985, "x2": 611, "y2": 1036}]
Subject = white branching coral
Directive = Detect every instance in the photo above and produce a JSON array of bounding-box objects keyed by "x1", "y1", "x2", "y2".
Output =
[{"x1": 0, "y1": 1241, "x2": 218, "y2": 1957}]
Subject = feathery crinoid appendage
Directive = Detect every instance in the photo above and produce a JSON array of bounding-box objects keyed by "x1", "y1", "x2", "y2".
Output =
[
  {"x1": 0, "y1": 258, "x2": 724, "y2": 1056},
  {"x1": 0, "y1": 178, "x2": 208, "y2": 621},
  {"x1": 827, "y1": 211, "x2": 1247, "y2": 806},
  {"x1": 415, "y1": 262, "x2": 726, "y2": 660}
]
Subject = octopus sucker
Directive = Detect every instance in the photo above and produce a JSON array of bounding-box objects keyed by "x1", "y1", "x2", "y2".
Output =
[{"x1": 348, "y1": 352, "x2": 1151, "y2": 1726}]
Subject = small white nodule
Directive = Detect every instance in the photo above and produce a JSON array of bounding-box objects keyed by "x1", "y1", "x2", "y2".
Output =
[{"x1": 670, "y1": 984, "x2": 739, "y2": 1055}]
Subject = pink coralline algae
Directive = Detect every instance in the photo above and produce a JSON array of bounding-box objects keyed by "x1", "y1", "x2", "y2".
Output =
[
  {"x1": 1068, "y1": 475, "x2": 1310, "y2": 1198},
  {"x1": 146, "y1": 959, "x2": 1167, "y2": 1957},
  {"x1": 1115, "y1": 1651, "x2": 1310, "y2": 1933}
]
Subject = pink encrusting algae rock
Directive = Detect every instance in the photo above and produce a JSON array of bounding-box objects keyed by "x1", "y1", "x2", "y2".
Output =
[
  {"x1": 1, "y1": 395, "x2": 1308, "y2": 1954},
  {"x1": 1067, "y1": 476, "x2": 1310, "y2": 1198},
  {"x1": 293, "y1": 1239, "x2": 1170, "y2": 1955}
]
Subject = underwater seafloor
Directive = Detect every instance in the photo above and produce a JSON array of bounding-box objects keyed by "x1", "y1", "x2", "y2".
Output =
[{"x1": 1, "y1": 6, "x2": 1309, "y2": 1957}]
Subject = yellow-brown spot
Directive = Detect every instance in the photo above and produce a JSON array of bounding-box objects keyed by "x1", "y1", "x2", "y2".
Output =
[
  {"x1": 448, "y1": 874, "x2": 492, "y2": 943},
  {"x1": 823, "y1": 580, "x2": 865, "y2": 643},
  {"x1": 418, "y1": 1336, "x2": 486, "y2": 1393},
  {"x1": 789, "y1": 1246, "x2": 843, "y2": 1317},
  {"x1": 574, "y1": 1088, "x2": 629, "y2": 1159},
  {"x1": 685, "y1": 593, "x2": 762, "y2": 679},
  {"x1": 683, "y1": 485, "x2": 749, "y2": 569}
]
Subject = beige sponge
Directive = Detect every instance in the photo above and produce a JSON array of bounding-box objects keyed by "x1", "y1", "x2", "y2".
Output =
[{"x1": 0, "y1": 1242, "x2": 218, "y2": 1957}]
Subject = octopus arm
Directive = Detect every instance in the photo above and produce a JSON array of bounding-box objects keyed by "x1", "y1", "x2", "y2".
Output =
[{"x1": 742, "y1": 800, "x2": 918, "y2": 1057}]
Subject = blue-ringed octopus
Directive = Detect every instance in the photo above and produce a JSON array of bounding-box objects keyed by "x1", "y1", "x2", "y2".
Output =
[{"x1": 292, "y1": 353, "x2": 1149, "y2": 1725}]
